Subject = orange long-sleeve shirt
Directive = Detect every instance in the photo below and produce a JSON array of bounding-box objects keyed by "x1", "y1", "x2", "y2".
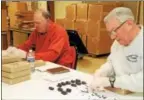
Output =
[{"x1": 18, "y1": 21, "x2": 73, "y2": 67}]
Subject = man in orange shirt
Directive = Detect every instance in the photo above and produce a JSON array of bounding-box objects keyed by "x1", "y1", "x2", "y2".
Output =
[{"x1": 17, "y1": 9, "x2": 74, "y2": 67}]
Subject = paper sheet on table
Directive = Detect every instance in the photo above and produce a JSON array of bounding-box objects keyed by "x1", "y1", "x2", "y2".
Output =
[{"x1": 35, "y1": 62, "x2": 60, "y2": 72}]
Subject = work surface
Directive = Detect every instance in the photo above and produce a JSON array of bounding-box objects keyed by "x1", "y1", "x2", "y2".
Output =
[{"x1": 2, "y1": 62, "x2": 143, "y2": 100}]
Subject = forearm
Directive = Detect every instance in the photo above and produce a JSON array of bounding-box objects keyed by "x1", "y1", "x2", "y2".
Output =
[
  {"x1": 114, "y1": 71, "x2": 143, "y2": 92},
  {"x1": 35, "y1": 50, "x2": 60, "y2": 62},
  {"x1": 94, "y1": 61, "x2": 114, "y2": 77},
  {"x1": 18, "y1": 41, "x2": 32, "y2": 52}
]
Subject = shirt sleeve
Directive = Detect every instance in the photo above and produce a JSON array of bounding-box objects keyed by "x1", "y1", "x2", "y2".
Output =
[
  {"x1": 94, "y1": 54, "x2": 114, "y2": 77},
  {"x1": 94, "y1": 41, "x2": 118, "y2": 77},
  {"x1": 17, "y1": 31, "x2": 36, "y2": 52},
  {"x1": 35, "y1": 30, "x2": 66, "y2": 62}
]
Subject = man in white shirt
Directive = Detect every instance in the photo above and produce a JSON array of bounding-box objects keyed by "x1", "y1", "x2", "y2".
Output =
[{"x1": 89, "y1": 7, "x2": 143, "y2": 92}]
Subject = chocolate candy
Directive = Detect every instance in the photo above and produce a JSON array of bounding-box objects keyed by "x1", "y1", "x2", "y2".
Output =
[
  {"x1": 66, "y1": 88, "x2": 71, "y2": 93},
  {"x1": 76, "y1": 79, "x2": 81, "y2": 83},
  {"x1": 65, "y1": 81, "x2": 70, "y2": 85},
  {"x1": 49, "y1": 86, "x2": 54, "y2": 90},
  {"x1": 57, "y1": 83, "x2": 62, "y2": 87},
  {"x1": 76, "y1": 82, "x2": 81, "y2": 85},
  {"x1": 71, "y1": 84, "x2": 77, "y2": 87},
  {"x1": 61, "y1": 82, "x2": 66, "y2": 86},
  {"x1": 81, "y1": 81, "x2": 86, "y2": 85},
  {"x1": 71, "y1": 80, "x2": 75, "y2": 83},
  {"x1": 61, "y1": 91, "x2": 67, "y2": 95},
  {"x1": 57, "y1": 87, "x2": 63, "y2": 92}
]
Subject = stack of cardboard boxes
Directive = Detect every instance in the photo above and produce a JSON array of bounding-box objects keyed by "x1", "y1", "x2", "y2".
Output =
[
  {"x1": 2, "y1": 54, "x2": 46, "y2": 85},
  {"x1": 2, "y1": 60, "x2": 31, "y2": 85},
  {"x1": 56, "y1": 2, "x2": 123, "y2": 55},
  {"x1": 65, "y1": 4, "x2": 77, "y2": 30}
]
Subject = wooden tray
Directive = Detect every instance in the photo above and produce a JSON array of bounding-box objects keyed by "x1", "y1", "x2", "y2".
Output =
[{"x1": 105, "y1": 86, "x2": 134, "y2": 95}]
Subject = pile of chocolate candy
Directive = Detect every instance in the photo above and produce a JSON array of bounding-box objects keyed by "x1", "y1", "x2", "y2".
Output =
[{"x1": 48, "y1": 79, "x2": 86, "y2": 95}]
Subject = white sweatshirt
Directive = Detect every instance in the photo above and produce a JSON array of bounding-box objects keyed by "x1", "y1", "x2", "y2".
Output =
[{"x1": 95, "y1": 26, "x2": 143, "y2": 92}]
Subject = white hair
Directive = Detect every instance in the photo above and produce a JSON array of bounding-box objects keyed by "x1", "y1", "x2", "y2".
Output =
[
  {"x1": 35, "y1": 9, "x2": 51, "y2": 19},
  {"x1": 104, "y1": 7, "x2": 134, "y2": 23}
]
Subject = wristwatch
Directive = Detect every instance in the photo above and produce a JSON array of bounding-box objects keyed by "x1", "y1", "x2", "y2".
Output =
[{"x1": 109, "y1": 76, "x2": 116, "y2": 88}]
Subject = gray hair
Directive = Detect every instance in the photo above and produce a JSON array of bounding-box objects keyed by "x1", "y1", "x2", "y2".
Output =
[
  {"x1": 104, "y1": 7, "x2": 134, "y2": 23},
  {"x1": 35, "y1": 9, "x2": 51, "y2": 19}
]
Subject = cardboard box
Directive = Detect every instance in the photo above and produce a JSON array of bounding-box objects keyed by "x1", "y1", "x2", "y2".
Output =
[
  {"x1": 100, "y1": 20, "x2": 106, "y2": 29},
  {"x1": 55, "y1": 18, "x2": 66, "y2": 28},
  {"x1": 2, "y1": 69, "x2": 31, "y2": 79},
  {"x1": 76, "y1": 4, "x2": 88, "y2": 20},
  {"x1": 66, "y1": 4, "x2": 77, "y2": 20},
  {"x1": 74, "y1": 20, "x2": 87, "y2": 35},
  {"x1": 96, "y1": 29, "x2": 112, "y2": 55},
  {"x1": 2, "y1": 61, "x2": 30, "y2": 73},
  {"x1": 87, "y1": 20, "x2": 100, "y2": 37},
  {"x1": 88, "y1": 4, "x2": 103, "y2": 21},
  {"x1": 17, "y1": 2, "x2": 28, "y2": 12},
  {"x1": 87, "y1": 2, "x2": 123, "y2": 13},
  {"x1": 87, "y1": 29, "x2": 112, "y2": 55},
  {"x1": 87, "y1": 36, "x2": 98, "y2": 54},
  {"x1": 2, "y1": 54, "x2": 22, "y2": 64},
  {"x1": 102, "y1": 4, "x2": 116, "y2": 12},
  {"x1": 2, "y1": 75, "x2": 30, "y2": 85},
  {"x1": 102, "y1": 12, "x2": 109, "y2": 21},
  {"x1": 65, "y1": 19, "x2": 75, "y2": 30}
]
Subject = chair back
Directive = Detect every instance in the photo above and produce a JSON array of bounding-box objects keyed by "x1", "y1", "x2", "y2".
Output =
[{"x1": 69, "y1": 46, "x2": 78, "y2": 70}]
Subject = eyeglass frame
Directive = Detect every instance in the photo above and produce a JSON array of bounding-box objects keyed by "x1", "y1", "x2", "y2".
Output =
[{"x1": 110, "y1": 21, "x2": 127, "y2": 36}]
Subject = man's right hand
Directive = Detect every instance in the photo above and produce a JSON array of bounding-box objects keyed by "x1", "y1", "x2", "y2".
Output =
[
  {"x1": 88, "y1": 75, "x2": 110, "y2": 93},
  {"x1": 3, "y1": 46, "x2": 27, "y2": 58}
]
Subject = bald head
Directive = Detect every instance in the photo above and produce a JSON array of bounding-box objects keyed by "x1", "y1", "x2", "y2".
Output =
[
  {"x1": 35, "y1": 9, "x2": 51, "y2": 19},
  {"x1": 33, "y1": 9, "x2": 50, "y2": 33}
]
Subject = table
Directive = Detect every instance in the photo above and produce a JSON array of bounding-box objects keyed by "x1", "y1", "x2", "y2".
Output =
[
  {"x1": 9, "y1": 27, "x2": 32, "y2": 46},
  {"x1": 2, "y1": 62, "x2": 143, "y2": 100}
]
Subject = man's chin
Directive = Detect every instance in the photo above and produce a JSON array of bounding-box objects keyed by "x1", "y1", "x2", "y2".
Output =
[{"x1": 119, "y1": 42, "x2": 129, "y2": 46}]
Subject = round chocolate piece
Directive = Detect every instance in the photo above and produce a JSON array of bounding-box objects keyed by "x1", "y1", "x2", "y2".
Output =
[
  {"x1": 49, "y1": 86, "x2": 54, "y2": 90},
  {"x1": 76, "y1": 82, "x2": 81, "y2": 85},
  {"x1": 57, "y1": 83, "x2": 62, "y2": 87},
  {"x1": 76, "y1": 79, "x2": 81, "y2": 83},
  {"x1": 65, "y1": 81, "x2": 70, "y2": 85},
  {"x1": 81, "y1": 81, "x2": 86, "y2": 85},
  {"x1": 61, "y1": 82, "x2": 66, "y2": 86},
  {"x1": 71, "y1": 80, "x2": 75, "y2": 83},
  {"x1": 71, "y1": 84, "x2": 77, "y2": 87},
  {"x1": 57, "y1": 87, "x2": 63, "y2": 92},
  {"x1": 61, "y1": 91, "x2": 67, "y2": 95},
  {"x1": 66, "y1": 88, "x2": 71, "y2": 93}
]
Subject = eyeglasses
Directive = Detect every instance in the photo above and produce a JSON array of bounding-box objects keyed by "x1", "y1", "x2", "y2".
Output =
[{"x1": 110, "y1": 21, "x2": 126, "y2": 35}]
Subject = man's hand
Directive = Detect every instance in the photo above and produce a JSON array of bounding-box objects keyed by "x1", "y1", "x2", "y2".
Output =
[
  {"x1": 13, "y1": 48, "x2": 27, "y2": 58},
  {"x1": 3, "y1": 46, "x2": 27, "y2": 58},
  {"x1": 88, "y1": 75, "x2": 110, "y2": 92}
]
